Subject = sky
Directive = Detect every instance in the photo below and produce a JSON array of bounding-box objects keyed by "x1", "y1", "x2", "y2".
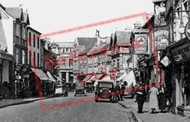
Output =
[{"x1": 1, "y1": 0, "x2": 154, "y2": 42}]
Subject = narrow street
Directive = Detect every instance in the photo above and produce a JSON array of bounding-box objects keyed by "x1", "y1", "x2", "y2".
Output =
[{"x1": 0, "y1": 92, "x2": 137, "y2": 122}]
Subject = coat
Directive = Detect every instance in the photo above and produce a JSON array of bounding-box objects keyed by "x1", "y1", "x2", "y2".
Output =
[
  {"x1": 148, "y1": 87, "x2": 159, "y2": 109},
  {"x1": 158, "y1": 87, "x2": 166, "y2": 110}
]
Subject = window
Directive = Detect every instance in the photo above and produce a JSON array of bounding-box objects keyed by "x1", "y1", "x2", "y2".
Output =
[
  {"x1": 37, "y1": 53, "x2": 40, "y2": 67},
  {"x1": 22, "y1": 50, "x2": 26, "y2": 64},
  {"x1": 15, "y1": 36, "x2": 19, "y2": 44},
  {"x1": 33, "y1": 52, "x2": 36, "y2": 66},
  {"x1": 28, "y1": 32, "x2": 31, "y2": 46},
  {"x1": 29, "y1": 50, "x2": 31, "y2": 65},
  {"x1": 15, "y1": 48, "x2": 19, "y2": 63},
  {"x1": 22, "y1": 27, "x2": 26, "y2": 40},
  {"x1": 37, "y1": 36, "x2": 39, "y2": 48},
  {"x1": 16, "y1": 24, "x2": 20, "y2": 37},
  {"x1": 33, "y1": 34, "x2": 35, "y2": 47}
]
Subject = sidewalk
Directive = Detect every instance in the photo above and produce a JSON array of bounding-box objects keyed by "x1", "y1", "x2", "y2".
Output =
[
  {"x1": 0, "y1": 96, "x2": 50, "y2": 109},
  {"x1": 118, "y1": 98, "x2": 190, "y2": 122}
]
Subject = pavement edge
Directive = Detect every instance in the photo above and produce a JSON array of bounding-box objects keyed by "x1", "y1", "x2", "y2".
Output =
[{"x1": 118, "y1": 101, "x2": 144, "y2": 122}]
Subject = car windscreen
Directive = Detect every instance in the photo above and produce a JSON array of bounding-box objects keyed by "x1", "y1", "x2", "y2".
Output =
[{"x1": 98, "y1": 82, "x2": 113, "y2": 88}]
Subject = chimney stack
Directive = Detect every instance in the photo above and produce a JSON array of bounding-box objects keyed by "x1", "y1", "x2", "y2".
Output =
[{"x1": 134, "y1": 21, "x2": 141, "y2": 29}]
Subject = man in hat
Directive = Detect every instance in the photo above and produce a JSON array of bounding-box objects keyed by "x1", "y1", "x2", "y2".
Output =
[{"x1": 136, "y1": 82, "x2": 146, "y2": 113}]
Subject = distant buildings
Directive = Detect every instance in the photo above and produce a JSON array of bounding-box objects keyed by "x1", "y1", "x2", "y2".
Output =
[{"x1": 50, "y1": 42, "x2": 74, "y2": 84}]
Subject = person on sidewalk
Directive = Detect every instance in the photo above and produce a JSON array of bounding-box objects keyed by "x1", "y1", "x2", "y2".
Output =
[
  {"x1": 148, "y1": 82, "x2": 159, "y2": 113},
  {"x1": 115, "y1": 81, "x2": 122, "y2": 101},
  {"x1": 136, "y1": 82, "x2": 146, "y2": 113},
  {"x1": 158, "y1": 84, "x2": 167, "y2": 113}
]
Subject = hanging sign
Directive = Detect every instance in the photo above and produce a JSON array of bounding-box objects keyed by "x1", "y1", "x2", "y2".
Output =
[
  {"x1": 154, "y1": 26, "x2": 169, "y2": 50},
  {"x1": 185, "y1": 21, "x2": 190, "y2": 40},
  {"x1": 133, "y1": 33, "x2": 148, "y2": 54}
]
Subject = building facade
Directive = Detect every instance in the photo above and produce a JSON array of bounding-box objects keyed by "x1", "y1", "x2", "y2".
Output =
[{"x1": 50, "y1": 42, "x2": 74, "y2": 84}]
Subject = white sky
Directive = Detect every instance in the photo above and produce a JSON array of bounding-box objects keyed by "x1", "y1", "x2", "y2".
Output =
[{"x1": 1, "y1": 0, "x2": 154, "y2": 42}]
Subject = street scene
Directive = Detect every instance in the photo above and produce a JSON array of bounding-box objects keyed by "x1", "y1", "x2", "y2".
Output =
[{"x1": 1, "y1": 0, "x2": 190, "y2": 122}]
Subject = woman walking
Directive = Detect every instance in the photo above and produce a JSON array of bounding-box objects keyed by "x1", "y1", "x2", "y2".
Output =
[
  {"x1": 148, "y1": 82, "x2": 159, "y2": 113},
  {"x1": 158, "y1": 84, "x2": 166, "y2": 112}
]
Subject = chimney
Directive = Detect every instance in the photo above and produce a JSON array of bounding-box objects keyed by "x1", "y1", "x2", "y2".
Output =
[
  {"x1": 95, "y1": 29, "x2": 101, "y2": 46},
  {"x1": 134, "y1": 21, "x2": 141, "y2": 29}
]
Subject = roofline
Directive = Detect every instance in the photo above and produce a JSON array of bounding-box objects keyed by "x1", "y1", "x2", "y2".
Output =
[
  {"x1": 0, "y1": 4, "x2": 6, "y2": 10},
  {"x1": 27, "y1": 26, "x2": 42, "y2": 35}
]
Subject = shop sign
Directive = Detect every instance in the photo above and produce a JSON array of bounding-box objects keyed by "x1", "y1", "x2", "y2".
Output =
[
  {"x1": 154, "y1": 26, "x2": 169, "y2": 50},
  {"x1": 134, "y1": 34, "x2": 148, "y2": 54},
  {"x1": 171, "y1": 42, "x2": 190, "y2": 63},
  {"x1": 160, "y1": 56, "x2": 171, "y2": 67},
  {"x1": 154, "y1": 1, "x2": 167, "y2": 26},
  {"x1": 185, "y1": 21, "x2": 190, "y2": 40}
]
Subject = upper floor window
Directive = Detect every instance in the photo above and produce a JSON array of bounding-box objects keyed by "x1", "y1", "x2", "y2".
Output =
[
  {"x1": 37, "y1": 36, "x2": 40, "y2": 48},
  {"x1": 15, "y1": 24, "x2": 20, "y2": 37},
  {"x1": 28, "y1": 32, "x2": 31, "y2": 46},
  {"x1": 15, "y1": 48, "x2": 19, "y2": 63},
  {"x1": 22, "y1": 50, "x2": 26, "y2": 64},
  {"x1": 33, "y1": 34, "x2": 35, "y2": 47}
]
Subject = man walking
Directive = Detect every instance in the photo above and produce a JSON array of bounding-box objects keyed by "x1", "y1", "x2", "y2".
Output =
[{"x1": 136, "y1": 82, "x2": 146, "y2": 113}]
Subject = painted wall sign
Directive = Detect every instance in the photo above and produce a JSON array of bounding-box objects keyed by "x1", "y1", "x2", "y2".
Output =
[
  {"x1": 154, "y1": 26, "x2": 169, "y2": 50},
  {"x1": 154, "y1": 1, "x2": 167, "y2": 27},
  {"x1": 134, "y1": 34, "x2": 148, "y2": 54},
  {"x1": 185, "y1": 21, "x2": 190, "y2": 40}
]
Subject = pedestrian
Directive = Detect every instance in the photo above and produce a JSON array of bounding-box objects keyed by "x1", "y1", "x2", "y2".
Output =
[
  {"x1": 136, "y1": 82, "x2": 146, "y2": 113},
  {"x1": 148, "y1": 82, "x2": 159, "y2": 113},
  {"x1": 115, "y1": 81, "x2": 122, "y2": 101},
  {"x1": 158, "y1": 84, "x2": 167, "y2": 112}
]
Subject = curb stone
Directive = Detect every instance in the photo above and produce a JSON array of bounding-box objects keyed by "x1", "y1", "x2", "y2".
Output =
[
  {"x1": 0, "y1": 96, "x2": 53, "y2": 109},
  {"x1": 118, "y1": 101, "x2": 143, "y2": 122},
  {"x1": 131, "y1": 110, "x2": 143, "y2": 122}
]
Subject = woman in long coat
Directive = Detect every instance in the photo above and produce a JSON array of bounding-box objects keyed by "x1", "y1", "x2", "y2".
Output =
[
  {"x1": 158, "y1": 84, "x2": 166, "y2": 112},
  {"x1": 148, "y1": 82, "x2": 159, "y2": 113}
]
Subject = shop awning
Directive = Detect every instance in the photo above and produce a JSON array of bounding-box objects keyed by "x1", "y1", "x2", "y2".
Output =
[
  {"x1": 47, "y1": 71, "x2": 56, "y2": 82},
  {"x1": 54, "y1": 75, "x2": 61, "y2": 81},
  {"x1": 90, "y1": 74, "x2": 104, "y2": 81},
  {"x1": 82, "y1": 75, "x2": 93, "y2": 82},
  {"x1": 31, "y1": 68, "x2": 50, "y2": 81}
]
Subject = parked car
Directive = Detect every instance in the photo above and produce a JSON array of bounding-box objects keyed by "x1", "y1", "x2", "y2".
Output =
[
  {"x1": 54, "y1": 84, "x2": 68, "y2": 97},
  {"x1": 94, "y1": 80, "x2": 116, "y2": 102},
  {"x1": 54, "y1": 84, "x2": 63, "y2": 96}
]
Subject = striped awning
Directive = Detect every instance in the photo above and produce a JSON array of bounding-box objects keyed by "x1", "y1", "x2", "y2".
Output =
[
  {"x1": 82, "y1": 75, "x2": 93, "y2": 82},
  {"x1": 31, "y1": 68, "x2": 50, "y2": 81},
  {"x1": 47, "y1": 71, "x2": 56, "y2": 82}
]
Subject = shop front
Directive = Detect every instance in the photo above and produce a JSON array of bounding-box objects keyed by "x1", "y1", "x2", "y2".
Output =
[
  {"x1": 0, "y1": 51, "x2": 14, "y2": 99},
  {"x1": 168, "y1": 37, "x2": 190, "y2": 115},
  {"x1": 30, "y1": 68, "x2": 50, "y2": 97}
]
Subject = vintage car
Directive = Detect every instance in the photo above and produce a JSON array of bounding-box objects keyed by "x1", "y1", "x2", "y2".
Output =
[
  {"x1": 54, "y1": 84, "x2": 68, "y2": 97},
  {"x1": 74, "y1": 82, "x2": 87, "y2": 96},
  {"x1": 94, "y1": 80, "x2": 116, "y2": 102}
]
